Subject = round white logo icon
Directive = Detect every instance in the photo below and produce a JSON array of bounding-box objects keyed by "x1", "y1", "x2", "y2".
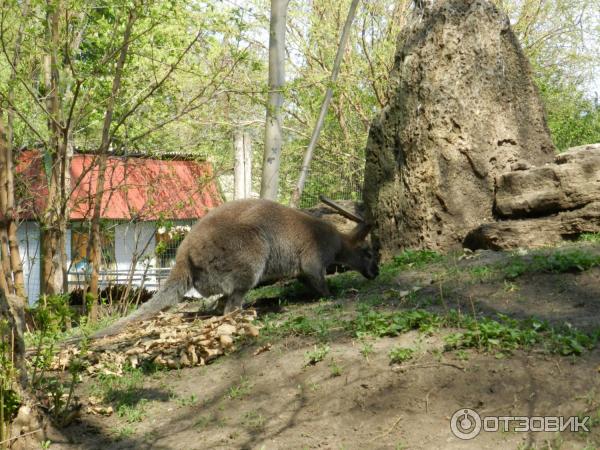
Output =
[{"x1": 450, "y1": 408, "x2": 482, "y2": 440}]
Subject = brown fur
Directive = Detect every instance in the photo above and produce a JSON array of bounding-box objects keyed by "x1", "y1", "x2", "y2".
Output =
[{"x1": 93, "y1": 199, "x2": 378, "y2": 339}]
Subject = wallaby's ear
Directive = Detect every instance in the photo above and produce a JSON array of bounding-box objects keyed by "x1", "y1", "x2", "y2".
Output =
[{"x1": 349, "y1": 222, "x2": 372, "y2": 244}]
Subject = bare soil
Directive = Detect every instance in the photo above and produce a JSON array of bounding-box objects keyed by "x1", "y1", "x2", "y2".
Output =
[{"x1": 47, "y1": 244, "x2": 600, "y2": 450}]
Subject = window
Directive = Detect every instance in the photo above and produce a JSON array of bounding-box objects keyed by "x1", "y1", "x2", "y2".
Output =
[
  {"x1": 155, "y1": 222, "x2": 192, "y2": 268},
  {"x1": 70, "y1": 222, "x2": 116, "y2": 271}
]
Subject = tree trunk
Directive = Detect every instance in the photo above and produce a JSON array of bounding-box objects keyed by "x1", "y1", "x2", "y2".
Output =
[
  {"x1": 40, "y1": 0, "x2": 66, "y2": 296},
  {"x1": 260, "y1": 0, "x2": 289, "y2": 201},
  {"x1": 87, "y1": 9, "x2": 136, "y2": 321},
  {"x1": 290, "y1": 0, "x2": 360, "y2": 207},
  {"x1": 243, "y1": 132, "x2": 253, "y2": 198},
  {"x1": 0, "y1": 110, "x2": 24, "y2": 297},
  {"x1": 0, "y1": 289, "x2": 26, "y2": 386},
  {"x1": 233, "y1": 129, "x2": 245, "y2": 200}
]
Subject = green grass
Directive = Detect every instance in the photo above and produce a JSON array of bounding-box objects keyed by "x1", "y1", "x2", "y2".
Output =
[
  {"x1": 502, "y1": 249, "x2": 600, "y2": 279},
  {"x1": 578, "y1": 233, "x2": 600, "y2": 243},
  {"x1": 389, "y1": 346, "x2": 415, "y2": 364},
  {"x1": 305, "y1": 344, "x2": 330, "y2": 365},
  {"x1": 227, "y1": 376, "x2": 253, "y2": 400},
  {"x1": 392, "y1": 250, "x2": 444, "y2": 269},
  {"x1": 260, "y1": 302, "x2": 600, "y2": 358},
  {"x1": 241, "y1": 410, "x2": 266, "y2": 430},
  {"x1": 89, "y1": 366, "x2": 150, "y2": 423}
]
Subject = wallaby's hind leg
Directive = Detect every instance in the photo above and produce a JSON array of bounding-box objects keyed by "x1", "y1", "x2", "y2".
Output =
[
  {"x1": 300, "y1": 266, "x2": 331, "y2": 298},
  {"x1": 223, "y1": 290, "x2": 246, "y2": 314}
]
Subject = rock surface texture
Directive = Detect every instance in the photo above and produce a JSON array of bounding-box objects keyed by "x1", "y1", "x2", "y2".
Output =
[
  {"x1": 466, "y1": 144, "x2": 600, "y2": 250},
  {"x1": 363, "y1": 0, "x2": 555, "y2": 259}
]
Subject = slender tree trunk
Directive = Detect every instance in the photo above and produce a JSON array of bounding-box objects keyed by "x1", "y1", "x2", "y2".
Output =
[
  {"x1": 290, "y1": 0, "x2": 360, "y2": 207},
  {"x1": 1, "y1": 0, "x2": 30, "y2": 298},
  {"x1": 0, "y1": 117, "x2": 12, "y2": 294},
  {"x1": 233, "y1": 130, "x2": 245, "y2": 200},
  {"x1": 260, "y1": 0, "x2": 289, "y2": 201},
  {"x1": 40, "y1": 0, "x2": 66, "y2": 296},
  {"x1": 243, "y1": 132, "x2": 253, "y2": 198},
  {"x1": 0, "y1": 112, "x2": 23, "y2": 297},
  {"x1": 87, "y1": 9, "x2": 136, "y2": 321}
]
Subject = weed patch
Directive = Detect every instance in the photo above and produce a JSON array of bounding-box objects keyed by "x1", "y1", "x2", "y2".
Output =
[{"x1": 392, "y1": 250, "x2": 444, "y2": 269}]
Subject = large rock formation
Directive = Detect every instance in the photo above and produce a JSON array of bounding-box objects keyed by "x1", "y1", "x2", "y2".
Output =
[
  {"x1": 465, "y1": 144, "x2": 600, "y2": 250},
  {"x1": 494, "y1": 144, "x2": 600, "y2": 218},
  {"x1": 364, "y1": 0, "x2": 555, "y2": 259}
]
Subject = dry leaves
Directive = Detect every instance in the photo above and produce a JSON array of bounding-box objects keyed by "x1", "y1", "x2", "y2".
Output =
[{"x1": 51, "y1": 309, "x2": 260, "y2": 377}]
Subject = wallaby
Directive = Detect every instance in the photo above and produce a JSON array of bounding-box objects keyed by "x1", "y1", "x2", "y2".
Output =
[{"x1": 92, "y1": 199, "x2": 379, "y2": 339}]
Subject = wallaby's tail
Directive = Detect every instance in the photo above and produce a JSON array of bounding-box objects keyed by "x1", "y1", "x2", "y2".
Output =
[{"x1": 91, "y1": 264, "x2": 192, "y2": 340}]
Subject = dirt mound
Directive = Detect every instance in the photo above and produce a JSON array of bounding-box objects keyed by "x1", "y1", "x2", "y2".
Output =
[{"x1": 364, "y1": 0, "x2": 555, "y2": 259}]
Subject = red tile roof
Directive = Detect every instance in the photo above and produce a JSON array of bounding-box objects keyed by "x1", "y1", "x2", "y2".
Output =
[{"x1": 17, "y1": 150, "x2": 222, "y2": 220}]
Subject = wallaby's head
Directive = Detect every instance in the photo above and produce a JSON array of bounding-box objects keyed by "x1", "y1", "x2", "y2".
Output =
[{"x1": 346, "y1": 223, "x2": 379, "y2": 280}]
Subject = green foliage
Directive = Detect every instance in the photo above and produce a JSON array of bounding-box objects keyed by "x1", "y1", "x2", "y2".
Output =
[
  {"x1": 445, "y1": 314, "x2": 599, "y2": 356},
  {"x1": 392, "y1": 250, "x2": 444, "y2": 269},
  {"x1": 304, "y1": 344, "x2": 330, "y2": 365},
  {"x1": 351, "y1": 306, "x2": 442, "y2": 338},
  {"x1": 444, "y1": 315, "x2": 542, "y2": 352},
  {"x1": 92, "y1": 367, "x2": 144, "y2": 415},
  {"x1": 502, "y1": 249, "x2": 600, "y2": 279},
  {"x1": 227, "y1": 376, "x2": 253, "y2": 400},
  {"x1": 260, "y1": 313, "x2": 337, "y2": 342},
  {"x1": 329, "y1": 359, "x2": 342, "y2": 377},
  {"x1": 537, "y1": 78, "x2": 600, "y2": 151},
  {"x1": 578, "y1": 233, "x2": 600, "y2": 243},
  {"x1": 388, "y1": 346, "x2": 415, "y2": 364},
  {"x1": 0, "y1": 323, "x2": 21, "y2": 444},
  {"x1": 241, "y1": 410, "x2": 266, "y2": 430}
]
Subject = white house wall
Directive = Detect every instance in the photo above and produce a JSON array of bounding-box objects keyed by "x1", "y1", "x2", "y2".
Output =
[
  {"x1": 17, "y1": 220, "x2": 201, "y2": 303},
  {"x1": 114, "y1": 221, "x2": 156, "y2": 271},
  {"x1": 17, "y1": 222, "x2": 41, "y2": 305},
  {"x1": 113, "y1": 221, "x2": 158, "y2": 288},
  {"x1": 17, "y1": 223, "x2": 72, "y2": 305}
]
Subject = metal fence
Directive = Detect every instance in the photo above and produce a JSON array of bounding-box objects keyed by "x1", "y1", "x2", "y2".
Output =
[
  {"x1": 67, "y1": 267, "x2": 171, "y2": 292},
  {"x1": 298, "y1": 163, "x2": 364, "y2": 208}
]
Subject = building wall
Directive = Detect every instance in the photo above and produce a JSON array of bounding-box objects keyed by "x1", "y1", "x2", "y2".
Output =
[
  {"x1": 17, "y1": 220, "x2": 200, "y2": 303},
  {"x1": 18, "y1": 222, "x2": 41, "y2": 304},
  {"x1": 17, "y1": 223, "x2": 72, "y2": 305}
]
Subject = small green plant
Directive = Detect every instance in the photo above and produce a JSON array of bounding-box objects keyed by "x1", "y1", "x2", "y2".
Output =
[
  {"x1": 176, "y1": 394, "x2": 198, "y2": 407},
  {"x1": 578, "y1": 233, "x2": 600, "y2": 243},
  {"x1": 470, "y1": 266, "x2": 493, "y2": 282},
  {"x1": 329, "y1": 359, "x2": 342, "y2": 377},
  {"x1": 503, "y1": 258, "x2": 528, "y2": 279},
  {"x1": 113, "y1": 425, "x2": 135, "y2": 440},
  {"x1": 227, "y1": 376, "x2": 253, "y2": 400},
  {"x1": 305, "y1": 344, "x2": 330, "y2": 365},
  {"x1": 89, "y1": 365, "x2": 149, "y2": 425},
  {"x1": 393, "y1": 250, "x2": 443, "y2": 269},
  {"x1": 534, "y1": 250, "x2": 600, "y2": 273},
  {"x1": 241, "y1": 410, "x2": 266, "y2": 430},
  {"x1": 503, "y1": 280, "x2": 519, "y2": 292},
  {"x1": 117, "y1": 399, "x2": 147, "y2": 423},
  {"x1": 454, "y1": 350, "x2": 469, "y2": 361},
  {"x1": 351, "y1": 306, "x2": 442, "y2": 338},
  {"x1": 389, "y1": 346, "x2": 415, "y2": 364},
  {"x1": 359, "y1": 340, "x2": 374, "y2": 360},
  {"x1": 503, "y1": 249, "x2": 600, "y2": 279},
  {"x1": 195, "y1": 414, "x2": 212, "y2": 429}
]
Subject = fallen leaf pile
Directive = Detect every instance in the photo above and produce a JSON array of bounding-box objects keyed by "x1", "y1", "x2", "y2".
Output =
[{"x1": 51, "y1": 309, "x2": 260, "y2": 377}]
